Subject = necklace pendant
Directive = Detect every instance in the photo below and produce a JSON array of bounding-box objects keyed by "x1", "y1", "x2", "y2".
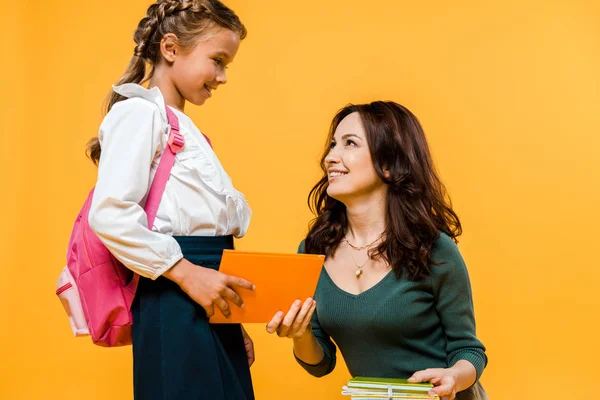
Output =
[{"x1": 355, "y1": 268, "x2": 363, "y2": 277}]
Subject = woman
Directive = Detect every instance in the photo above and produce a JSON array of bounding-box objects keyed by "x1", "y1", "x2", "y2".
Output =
[{"x1": 267, "y1": 101, "x2": 488, "y2": 400}]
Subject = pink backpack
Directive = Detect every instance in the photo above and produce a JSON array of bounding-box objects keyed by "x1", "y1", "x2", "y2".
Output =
[{"x1": 56, "y1": 105, "x2": 184, "y2": 347}]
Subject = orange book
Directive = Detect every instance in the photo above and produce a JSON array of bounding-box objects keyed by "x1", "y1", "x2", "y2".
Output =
[{"x1": 209, "y1": 249, "x2": 325, "y2": 324}]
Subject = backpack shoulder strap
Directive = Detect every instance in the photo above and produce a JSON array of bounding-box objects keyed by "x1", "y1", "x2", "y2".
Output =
[{"x1": 143, "y1": 106, "x2": 184, "y2": 228}]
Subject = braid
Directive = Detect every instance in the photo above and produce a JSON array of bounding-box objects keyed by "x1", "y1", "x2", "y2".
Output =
[{"x1": 134, "y1": 1, "x2": 193, "y2": 60}]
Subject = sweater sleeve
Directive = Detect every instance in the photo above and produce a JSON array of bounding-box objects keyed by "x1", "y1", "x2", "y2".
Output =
[
  {"x1": 293, "y1": 240, "x2": 337, "y2": 377},
  {"x1": 431, "y1": 234, "x2": 488, "y2": 381},
  {"x1": 88, "y1": 98, "x2": 183, "y2": 279}
]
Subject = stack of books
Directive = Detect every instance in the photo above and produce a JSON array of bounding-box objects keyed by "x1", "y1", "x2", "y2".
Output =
[{"x1": 342, "y1": 377, "x2": 439, "y2": 399}]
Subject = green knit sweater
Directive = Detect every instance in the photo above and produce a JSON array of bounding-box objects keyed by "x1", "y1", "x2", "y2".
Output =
[{"x1": 295, "y1": 233, "x2": 487, "y2": 381}]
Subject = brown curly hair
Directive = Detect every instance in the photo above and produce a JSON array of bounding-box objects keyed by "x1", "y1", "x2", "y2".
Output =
[{"x1": 304, "y1": 101, "x2": 462, "y2": 281}]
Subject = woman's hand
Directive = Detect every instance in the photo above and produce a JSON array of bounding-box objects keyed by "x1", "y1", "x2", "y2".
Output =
[
  {"x1": 408, "y1": 368, "x2": 457, "y2": 400},
  {"x1": 267, "y1": 298, "x2": 325, "y2": 366},
  {"x1": 409, "y1": 359, "x2": 477, "y2": 400},
  {"x1": 164, "y1": 258, "x2": 255, "y2": 318},
  {"x1": 266, "y1": 298, "x2": 316, "y2": 339},
  {"x1": 241, "y1": 325, "x2": 255, "y2": 367}
]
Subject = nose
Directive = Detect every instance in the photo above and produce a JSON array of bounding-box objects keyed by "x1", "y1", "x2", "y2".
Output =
[
  {"x1": 216, "y1": 69, "x2": 227, "y2": 85},
  {"x1": 325, "y1": 146, "x2": 340, "y2": 166}
]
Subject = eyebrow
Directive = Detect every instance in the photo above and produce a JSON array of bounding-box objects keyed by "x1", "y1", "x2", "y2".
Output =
[
  {"x1": 335, "y1": 134, "x2": 363, "y2": 141},
  {"x1": 213, "y1": 51, "x2": 232, "y2": 61}
]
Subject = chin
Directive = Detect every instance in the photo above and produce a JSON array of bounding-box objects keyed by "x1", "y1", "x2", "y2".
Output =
[
  {"x1": 189, "y1": 97, "x2": 207, "y2": 106},
  {"x1": 326, "y1": 186, "x2": 350, "y2": 202}
]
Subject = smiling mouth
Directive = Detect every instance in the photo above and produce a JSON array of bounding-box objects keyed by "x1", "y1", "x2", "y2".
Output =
[
  {"x1": 328, "y1": 171, "x2": 348, "y2": 178},
  {"x1": 204, "y1": 85, "x2": 213, "y2": 97}
]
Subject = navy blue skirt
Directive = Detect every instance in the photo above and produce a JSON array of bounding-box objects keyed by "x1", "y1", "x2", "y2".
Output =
[{"x1": 132, "y1": 236, "x2": 254, "y2": 400}]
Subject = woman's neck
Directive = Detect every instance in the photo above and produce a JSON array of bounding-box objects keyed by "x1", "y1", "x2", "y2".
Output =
[{"x1": 343, "y1": 192, "x2": 387, "y2": 247}]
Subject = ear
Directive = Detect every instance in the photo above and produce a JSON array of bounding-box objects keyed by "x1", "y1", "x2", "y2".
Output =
[
  {"x1": 159, "y1": 33, "x2": 180, "y2": 63},
  {"x1": 382, "y1": 165, "x2": 391, "y2": 179}
]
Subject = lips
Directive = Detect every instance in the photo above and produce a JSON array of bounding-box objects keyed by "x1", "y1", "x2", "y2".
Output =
[{"x1": 328, "y1": 171, "x2": 348, "y2": 178}]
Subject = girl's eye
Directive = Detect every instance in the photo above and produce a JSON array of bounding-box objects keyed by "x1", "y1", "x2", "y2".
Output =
[
  {"x1": 213, "y1": 58, "x2": 223, "y2": 65},
  {"x1": 346, "y1": 139, "x2": 357, "y2": 147},
  {"x1": 329, "y1": 141, "x2": 336, "y2": 149}
]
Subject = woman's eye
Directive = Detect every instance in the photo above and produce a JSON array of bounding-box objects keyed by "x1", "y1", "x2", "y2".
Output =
[
  {"x1": 346, "y1": 139, "x2": 357, "y2": 147},
  {"x1": 329, "y1": 141, "x2": 336, "y2": 149},
  {"x1": 213, "y1": 58, "x2": 223, "y2": 65}
]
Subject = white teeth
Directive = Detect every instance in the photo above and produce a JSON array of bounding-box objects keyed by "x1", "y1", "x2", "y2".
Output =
[{"x1": 329, "y1": 171, "x2": 347, "y2": 177}]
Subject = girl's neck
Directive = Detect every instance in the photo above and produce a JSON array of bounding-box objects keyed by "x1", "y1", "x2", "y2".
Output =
[{"x1": 148, "y1": 69, "x2": 185, "y2": 112}]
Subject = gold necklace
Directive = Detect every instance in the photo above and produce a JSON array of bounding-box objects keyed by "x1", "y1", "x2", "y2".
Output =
[
  {"x1": 347, "y1": 250, "x2": 370, "y2": 277},
  {"x1": 343, "y1": 234, "x2": 383, "y2": 277},
  {"x1": 343, "y1": 234, "x2": 383, "y2": 251}
]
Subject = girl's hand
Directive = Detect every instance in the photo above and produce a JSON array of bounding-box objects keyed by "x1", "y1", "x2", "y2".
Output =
[
  {"x1": 241, "y1": 325, "x2": 255, "y2": 367},
  {"x1": 265, "y1": 298, "x2": 316, "y2": 339},
  {"x1": 164, "y1": 258, "x2": 255, "y2": 318},
  {"x1": 408, "y1": 368, "x2": 458, "y2": 400}
]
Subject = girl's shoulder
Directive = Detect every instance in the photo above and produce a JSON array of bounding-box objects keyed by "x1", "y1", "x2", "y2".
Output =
[
  {"x1": 99, "y1": 97, "x2": 165, "y2": 141},
  {"x1": 98, "y1": 96, "x2": 166, "y2": 148},
  {"x1": 103, "y1": 84, "x2": 168, "y2": 126},
  {"x1": 105, "y1": 97, "x2": 162, "y2": 121}
]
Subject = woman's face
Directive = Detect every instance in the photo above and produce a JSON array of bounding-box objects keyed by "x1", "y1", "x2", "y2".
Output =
[{"x1": 325, "y1": 112, "x2": 387, "y2": 203}]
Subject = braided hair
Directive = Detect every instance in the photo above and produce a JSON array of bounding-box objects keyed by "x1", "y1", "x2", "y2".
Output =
[{"x1": 87, "y1": 0, "x2": 246, "y2": 164}]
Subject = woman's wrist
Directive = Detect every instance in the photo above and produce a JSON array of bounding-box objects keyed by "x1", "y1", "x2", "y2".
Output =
[
  {"x1": 292, "y1": 329, "x2": 315, "y2": 344},
  {"x1": 292, "y1": 330, "x2": 324, "y2": 365},
  {"x1": 448, "y1": 360, "x2": 476, "y2": 392}
]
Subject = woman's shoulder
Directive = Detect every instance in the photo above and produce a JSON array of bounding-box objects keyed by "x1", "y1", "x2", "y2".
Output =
[
  {"x1": 432, "y1": 231, "x2": 459, "y2": 254},
  {"x1": 297, "y1": 239, "x2": 306, "y2": 254},
  {"x1": 430, "y1": 231, "x2": 469, "y2": 278}
]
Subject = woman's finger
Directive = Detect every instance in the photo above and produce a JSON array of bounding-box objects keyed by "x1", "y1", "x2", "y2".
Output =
[
  {"x1": 266, "y1": 311, "x2": 284, "y2": 334},
  {"x1": 298, "y1": 300, "x2": 317, "y2": 334},
  {"x1": 287, "y1": 298, "x2": 313, "y2": 337},
  {"x1": 278, "y1": 300, "x2": 301, "y2": 337},
  {"x1": 430, "y1": 382, "x2": 453, "y2": 397}
]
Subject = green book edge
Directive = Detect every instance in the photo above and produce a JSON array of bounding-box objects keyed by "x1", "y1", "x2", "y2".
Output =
[{"x1": 348, "y1": 377, "x2": 434, "y2": 389}]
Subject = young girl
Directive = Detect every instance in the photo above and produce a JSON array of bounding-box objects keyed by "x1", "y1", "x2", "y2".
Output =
[
  {"x1": 87, "y1": 1, "x2": 255, "y2": 398},
  {"x1": 267, "y1": 102, "x2": 488, "y2": 400}
]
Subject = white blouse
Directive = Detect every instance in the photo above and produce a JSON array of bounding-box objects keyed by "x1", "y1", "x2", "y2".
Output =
[{"x1": 88, "y1": 83, "x2": 251, "y2": 280}]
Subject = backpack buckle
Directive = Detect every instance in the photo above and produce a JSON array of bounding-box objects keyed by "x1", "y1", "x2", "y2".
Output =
[{"x1": 168, "y1": 131, "x2": 185, "y2": 153}]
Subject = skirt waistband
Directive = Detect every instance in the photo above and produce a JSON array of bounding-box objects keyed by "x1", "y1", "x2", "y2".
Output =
[
  {"x1": 172, "y1": 236, "x2": 234, "y2": 270},
  {"x1": 172, "y1": 235, "x2": 234, "y2": 254}
]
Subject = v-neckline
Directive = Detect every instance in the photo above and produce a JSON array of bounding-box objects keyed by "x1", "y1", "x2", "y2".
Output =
[{"x1": 321, "y1": 266, "x2": 395, "y2": 298}]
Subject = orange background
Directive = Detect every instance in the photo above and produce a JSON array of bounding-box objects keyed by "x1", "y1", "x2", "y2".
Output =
[{"x1": 1, "y1": 0, "x2": 599, "y2": 399}]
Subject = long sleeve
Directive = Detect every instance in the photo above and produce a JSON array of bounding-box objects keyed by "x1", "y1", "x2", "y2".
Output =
[
  {"x1": 88, "y1": 98, "x2": 183, "y2": 279},
  {"x1": 294, "y1": 305, "x2": 338, "y2": 377},
  {"x1": 431, "y1": 236, "x2": 488, "y2": 380},
  {"x1": 294, "y1": 240, "x2": 337, "y2": 377}
]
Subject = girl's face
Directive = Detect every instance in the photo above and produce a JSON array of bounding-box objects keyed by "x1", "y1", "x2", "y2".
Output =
[
  {"x1": 171, "y1": 28, "x2": 240, "y2": 106},
  {"x1": 325, "y1": 112, "x2": 387, "y2": 203}
]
